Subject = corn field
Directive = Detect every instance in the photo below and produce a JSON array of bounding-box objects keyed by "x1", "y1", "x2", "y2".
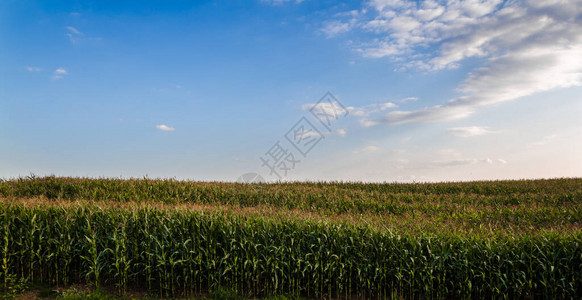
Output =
[{"x1": 0, "y1": 176, "x2": 581, "y2": 298}]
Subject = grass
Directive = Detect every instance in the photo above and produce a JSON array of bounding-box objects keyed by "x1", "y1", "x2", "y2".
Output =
[{"x1": 0, "y1": 176, "x2": 581, "y2": 298}]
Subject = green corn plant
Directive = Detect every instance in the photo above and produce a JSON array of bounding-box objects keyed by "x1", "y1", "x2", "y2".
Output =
[
  {"x1": 109, "y1": 224, "x2": 130, "y2": 295},
  {"x1": 81, "y1": 220, "x2": 107, "y2": 288},
  {"x1": 1, "y1": 212, "x2": 10, "y2": 290}
]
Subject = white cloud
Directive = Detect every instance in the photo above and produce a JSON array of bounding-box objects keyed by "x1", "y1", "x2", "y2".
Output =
[
  {"x1": 52, "y1": 68, "x2": 68, "y2": 80},
  {"x1": 336, "y1": 129, "x2": 347, "y2": 136},
  {"x1": 301, "y1": 101, "x2": 348, "y2": 117},
  {"x1": 66, "y1": 26, "x2": 83, "y2": 43},
  {"x1": 347, "y1": 101, "x2": 397, "y2": 117},
  {"x1": 155, "y1": 124, "x2": 175, "y2": 131},
  {"x1": 380, "y1": 102, "x2": 397, "y2": 109},
  {"x1": 326, "y1": 0, "x2": 582, "y2": 125},
  {"x1": 428, "y1": 148, "x2": 507, "y2": 167},
  {"x1": 359, "y1": 119, "x2": 378, "y2": 127},
  {"x1": 66, "y1": 26, "x2": 81, "y2": 35},
  {"x1": 384, "y1": 104, "x2": 473, "y2": 124},
  {"x1": 261, "y1": 0, "x2": 303, "y2": 5},
  {"x1": 301, "y1": 102, "x2": 398, "y2": 127},
  {"x1": 433, "y1": 157, "x2": 506, "y2": 167},
  {"x1": 321, "y1": 20, "x2": 352, "y2": 38},
  {"x1": 399, "y1": 97, "x2": 418, "y2": 103},
  {"x1": 447, "y1": 126, "x2": 497, "y2": 137},
  {"x1": 359, "y1": 0, "x2": 507, "y2": 65},
  {"x1": 326, "y1": 101, "x2": 399, "y2": 127},
  {"x1": 335, "y1": 10, "x2": 361, "y2": 18},
  {"x1": 295, "y1": 130, "x2": 322, "y2": 139},
  {"x1": 26, "y1": 66, "x2": 42, "y2": 72},
  {"x1": 529, "y1": 134, "x2": 558, "y2": 146}
]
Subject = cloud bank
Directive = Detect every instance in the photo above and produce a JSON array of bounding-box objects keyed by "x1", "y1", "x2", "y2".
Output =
[{"x1": 326, "y1": 0, "x2": 582, "y2": 125}]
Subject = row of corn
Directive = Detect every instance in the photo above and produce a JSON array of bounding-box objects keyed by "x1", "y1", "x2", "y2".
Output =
[
  {"x1": 1, "y1": 202, "x2": 581, "y2": 298},
  {"x1": 1, "y1": 177, "x2": 580, "y2": 214}
]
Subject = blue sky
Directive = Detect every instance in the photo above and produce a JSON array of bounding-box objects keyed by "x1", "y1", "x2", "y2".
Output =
[{"x1": 1, "y1": 0, "x2": 581, "y2": 182}]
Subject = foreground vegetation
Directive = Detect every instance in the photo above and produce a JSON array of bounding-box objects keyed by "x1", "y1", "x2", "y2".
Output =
[{"x1": 0, "y1": 176, "x2": 581, "y2": 298}]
